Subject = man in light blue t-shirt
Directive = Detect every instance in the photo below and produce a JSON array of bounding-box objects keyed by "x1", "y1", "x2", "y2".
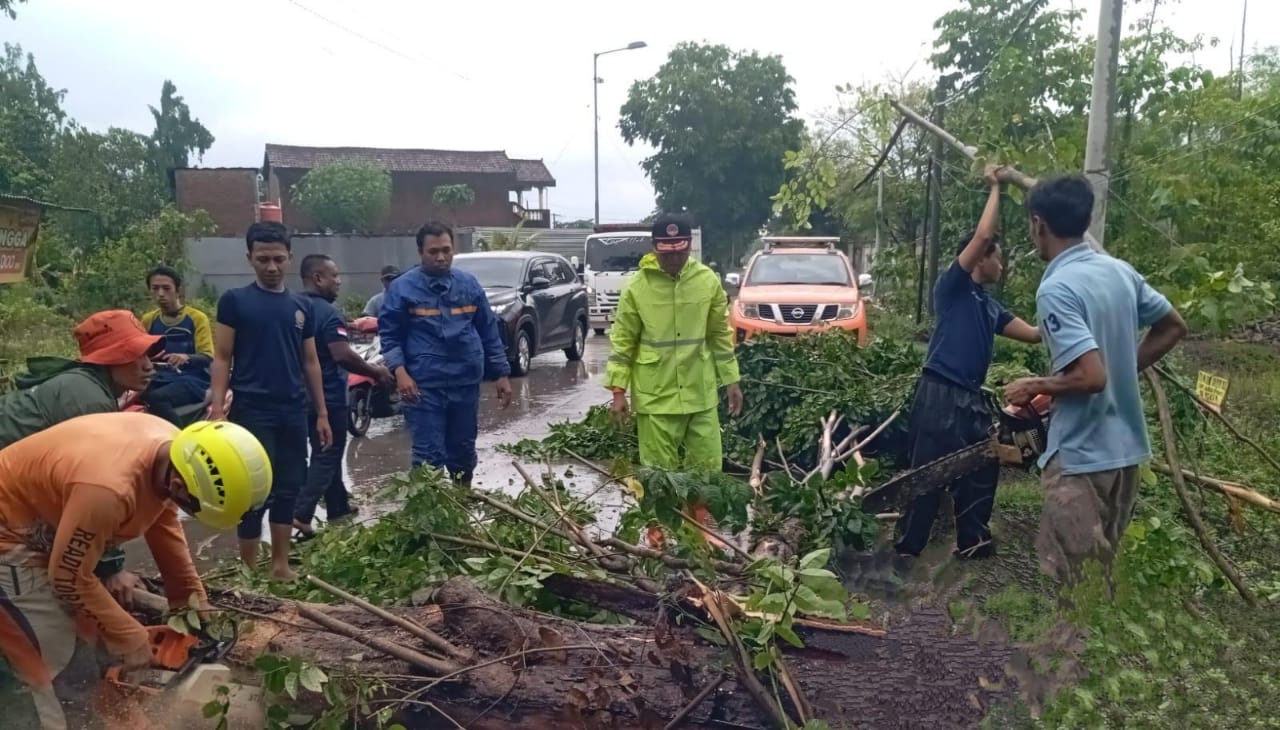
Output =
[{"x1": 1004, "y1": 175, "x2": 1187, "y2": 584}]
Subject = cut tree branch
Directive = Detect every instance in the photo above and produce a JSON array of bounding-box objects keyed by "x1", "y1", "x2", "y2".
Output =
[
  {"x1": 663, "y1": 673, "x2": 728, "y2": 730},
  {"x1": 1149, "y1": 464, "x2": 1280, "y2": 514},
  {"x1": 1146, "y1": 371, "x2": 1258, "y2": 606},
  {"x1": 296, "y1": 603, "x2": 460, "y2": 675},
  {"x1": 1154, "y1": 363, "x2": 1280, "y2": 479},
  {"x1": 513, "y1": 461, "x2": 611, "y2": 560},
  {"x1": 888, "y1": 98, "x2": 1039, "y2": 190},
  {"x1": 306, "y1": 575, "x2": 468, "y2": 661}
]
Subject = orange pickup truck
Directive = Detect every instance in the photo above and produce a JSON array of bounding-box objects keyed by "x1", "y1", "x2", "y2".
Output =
[{"x1": 728, "y1": 237, "x2": 872, "y2": 345}]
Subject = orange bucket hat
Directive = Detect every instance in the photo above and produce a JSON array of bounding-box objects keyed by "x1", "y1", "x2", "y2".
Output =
[{"x1": 74, "y1": 310, "x2": 164, "y2": 366}]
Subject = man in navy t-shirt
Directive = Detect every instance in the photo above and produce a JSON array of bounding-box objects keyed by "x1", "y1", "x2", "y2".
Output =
[
  {"x1": 895, "y1": 165, "x2": 1042, "y2": 560},
  {"x1": 293, "y1": 254, "x2": 393, "y2": 538},
  {"x1": 210, "y1": 222, "x2": 331, "y2": 580}
]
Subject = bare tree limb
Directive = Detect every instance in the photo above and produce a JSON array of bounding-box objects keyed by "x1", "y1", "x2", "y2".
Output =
[
  {"x1": 887, "y1": 99, "x2": 1040, "y2": 190},
  {"x1": 1149, "y1": 464, "x2": 1280, "y2": 515},
  {"x1": 296, "y1": 603, "x2": 461, "y2": 675},
  {"x1": 1154, "y1": 363, "x2": 1280, "y2": 479},
  {"x1": 1146, "y1": 371, "x2": 1258, "y2": 606},
  {"x1": 663, "y1": 673, "x2": 728, "y2": 730},
  {"x1": 306, "y1": 575, "x2": 469, "y2": 661}
]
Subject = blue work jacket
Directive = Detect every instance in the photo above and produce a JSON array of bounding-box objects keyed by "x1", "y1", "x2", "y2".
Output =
[{"x1": 378, "y1": 266, "x2": 511, "y2": 388}]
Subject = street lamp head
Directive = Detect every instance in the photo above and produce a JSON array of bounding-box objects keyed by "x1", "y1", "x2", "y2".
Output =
[{"x1": 627, "y1": 41, "x2": 647, "y2": 49}]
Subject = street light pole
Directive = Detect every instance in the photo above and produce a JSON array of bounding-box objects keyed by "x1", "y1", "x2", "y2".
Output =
[{"x1": 593, "y1": 41, "x2": 647, "y2": 226}]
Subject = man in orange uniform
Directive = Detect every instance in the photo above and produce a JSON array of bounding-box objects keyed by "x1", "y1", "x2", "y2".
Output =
[{"x1": 0, "y1": 412, "x2": 271, "y2": 730}]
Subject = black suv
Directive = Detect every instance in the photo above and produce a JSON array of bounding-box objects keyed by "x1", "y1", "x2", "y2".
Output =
[{"x1": 452, "y1": 251, "x2": 590, "y2": 376}]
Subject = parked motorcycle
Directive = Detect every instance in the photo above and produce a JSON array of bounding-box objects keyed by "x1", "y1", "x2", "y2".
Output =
[{"x1": 346, "y1": 316, "x2": 400, "y2": 437}]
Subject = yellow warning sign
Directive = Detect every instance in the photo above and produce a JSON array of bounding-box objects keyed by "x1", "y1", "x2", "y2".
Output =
[{"x1": 1195, "y1": 371, "x2": 1229, "y2": 412}]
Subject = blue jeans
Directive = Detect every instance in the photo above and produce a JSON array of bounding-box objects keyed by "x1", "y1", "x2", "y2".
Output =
[
  {"x1": 295, "y1": 407, "x2": 353, "y2": 525},
  {"x1": 231, "y1": 403, "x2": 309, "y2": 539},
  {"x1": 403, "y1": 385, "x2": 480, "y2": 482}
]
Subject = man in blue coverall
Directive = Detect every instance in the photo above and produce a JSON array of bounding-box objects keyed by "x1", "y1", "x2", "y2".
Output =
[{"x1": 379, "y1": 221, "x2": 513, "y2": 484}]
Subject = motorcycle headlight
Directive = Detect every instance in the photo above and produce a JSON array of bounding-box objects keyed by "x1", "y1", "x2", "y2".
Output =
[{"x1": 836, "y1": 302, "x2": 860, "y2": 320}]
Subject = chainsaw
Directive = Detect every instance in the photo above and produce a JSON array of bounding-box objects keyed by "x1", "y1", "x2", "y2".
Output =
[
  {"x1": 860, "y1": 393, "x2": 1053, "y2": 514},
  {"x1": 93, "y1": 600, "x2": 246, "y2": 729}
]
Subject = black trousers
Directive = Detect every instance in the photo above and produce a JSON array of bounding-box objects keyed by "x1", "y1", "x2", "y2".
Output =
[
  {"x1": 895, "y1": 372, "x2": 998, "y2": 556},
  {"x1": 141, "y1": 378, "x2": 207, "y2": 426},
  {"x1": 295, "y1": 407, "x2": 353, "y2": 525},
  {"x1": 231, "y1": 404, "x2": 309, "y2": 539}
]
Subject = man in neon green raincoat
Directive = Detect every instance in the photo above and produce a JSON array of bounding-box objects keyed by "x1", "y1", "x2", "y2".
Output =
[{"x1": 605, "y1": 214, "x2": 743, "y2": 473}]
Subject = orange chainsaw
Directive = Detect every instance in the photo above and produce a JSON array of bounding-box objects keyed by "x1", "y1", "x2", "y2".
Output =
[
  {"x1": 860, "y1": 393, "x2": 1052, "y2": 514},
  {"x1": 94, "y1": 622, "x2": 238, "y2": 728}
]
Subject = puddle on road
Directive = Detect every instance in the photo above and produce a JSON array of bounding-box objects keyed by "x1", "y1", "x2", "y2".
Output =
[{"x1": 126, "y1": 341, "x2": 626, "y2": 574}]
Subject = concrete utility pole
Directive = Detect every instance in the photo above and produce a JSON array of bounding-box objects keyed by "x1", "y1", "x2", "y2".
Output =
[
  {"x1": 1082, "y1": 0, "x2": 1124, "y2": 246},
  {"x1": 925, "y1": 80, "x2": 946, "y2": 316},
  {"x1": 593, "y1": 41, "x2": 647, "y2": 225}
]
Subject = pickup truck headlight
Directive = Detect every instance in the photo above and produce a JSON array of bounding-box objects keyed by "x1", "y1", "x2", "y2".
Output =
[
  {"x1": 835, "y1": 302, "x2": 860, "y2": 320},
  {"x1": 740, "y1": 303, "x2": 761, "y2": 319}
]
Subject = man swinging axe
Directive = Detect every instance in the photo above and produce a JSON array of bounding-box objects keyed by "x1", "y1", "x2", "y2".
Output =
[
  {"x1": 895, "y1": 164, "x2": 1042, "y2": 560},
  {"x1": 604, "y1": 213, "x2": 743, "y2": 546}
]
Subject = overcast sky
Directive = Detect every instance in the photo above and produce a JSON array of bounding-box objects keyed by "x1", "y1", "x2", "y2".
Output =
[{"x1": 7, "y1": 0, "x2": 1276, "y2": 224}]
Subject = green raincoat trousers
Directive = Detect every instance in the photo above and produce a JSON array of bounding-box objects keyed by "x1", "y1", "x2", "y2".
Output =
[{"x1": 604, "y1": 254, "x2": 740, "y2": 470}]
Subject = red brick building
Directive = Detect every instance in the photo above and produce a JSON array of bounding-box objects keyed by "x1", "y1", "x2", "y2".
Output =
[
  {"x1": 174, "y1": 168, "x2": 260, "y2": 236},
  {"x1": 174, "y1": 145, "x2": 556, "y2": 236}
]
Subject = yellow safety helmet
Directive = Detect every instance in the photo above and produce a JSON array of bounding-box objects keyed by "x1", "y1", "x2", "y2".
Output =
[{"x1": 169, "y1": 421, "x2": 272, "y2": 530}]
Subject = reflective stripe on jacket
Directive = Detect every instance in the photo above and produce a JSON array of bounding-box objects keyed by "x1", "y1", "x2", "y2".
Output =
[
  {"x1": 604, "y1": 254, "x2": 739, "y2": 414},
  {"x1": 378, "y1": 267, "x2": 511, "y2": 388}
]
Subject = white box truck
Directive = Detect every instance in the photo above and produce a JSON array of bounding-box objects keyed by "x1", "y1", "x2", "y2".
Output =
[{"x1": 580, "y1": 224, "x2": 703, "y2": 334}]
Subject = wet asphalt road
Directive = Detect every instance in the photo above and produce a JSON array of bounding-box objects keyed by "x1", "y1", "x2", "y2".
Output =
[
  {"x1": 128, "y1": 337, "x2": 615, "y2": 572},
  {"x1": 346, "y1": 335, "x2": 611, "y2": 492}
]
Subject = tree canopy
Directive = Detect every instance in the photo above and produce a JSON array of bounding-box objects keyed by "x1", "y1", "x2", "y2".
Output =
[
  {"x1": 432, "y1": 183, "x2": 476, "y2": 225},
  {"x1": 619, "y1": 42, "x2": 803, "y2": 264},
  {"x1": 293, "y1": 160, "x2": 392, "y2": 233},
  {"x1": 772, "y1": 0, "x2": 1278, "y2": 333}
]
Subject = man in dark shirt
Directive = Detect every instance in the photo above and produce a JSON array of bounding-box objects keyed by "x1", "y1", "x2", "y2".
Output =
[
  {"x1": 293, "y1": 254, "x2": 393, "y2": 538},
  {"x1": 362, "y1": 265, "x2": 401, "y2": 317},
  {"x1": 895, "y1": 165, "x2": 1041, "y2": 559},
  {"x1": 210, "y1": 222, "x2": 331, "y2": 580},
  {"x1": 140, "y1": 265, "x2": 215, "y2": 426},
  {"x1": 379, "y1": 221, "x2": 512, "y2": 484}
]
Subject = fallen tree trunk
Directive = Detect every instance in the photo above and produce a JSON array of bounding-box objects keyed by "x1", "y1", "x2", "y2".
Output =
[{"x1": 201, "y1": 576, "x2": 1016, "y2": 730}]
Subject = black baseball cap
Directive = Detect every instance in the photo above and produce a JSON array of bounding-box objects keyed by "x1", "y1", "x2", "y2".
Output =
[
  {"x1": 652, "y1": 214, "x2": 693, "y2": 252},
  {"x1": 380, "y1": 265, "x2": 401, "y2": 280}
]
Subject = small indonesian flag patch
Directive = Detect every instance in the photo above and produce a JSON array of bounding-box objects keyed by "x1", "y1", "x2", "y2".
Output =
[{"x1": 336, "y1": 327, "x2": 348, "y2": 337}]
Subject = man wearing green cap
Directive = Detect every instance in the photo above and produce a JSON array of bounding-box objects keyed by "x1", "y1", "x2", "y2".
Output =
[{"x1": 605, "y1": 214, "x2": 742, "y2": 537}]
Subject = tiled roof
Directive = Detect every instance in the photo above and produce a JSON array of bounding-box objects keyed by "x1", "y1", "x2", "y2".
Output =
[
  {"x1": 511, "y1": 158, "x2": 556, "y2": 186},
  {"x1": 265, "y1": 144, "x2": 538, "y2": 177}
]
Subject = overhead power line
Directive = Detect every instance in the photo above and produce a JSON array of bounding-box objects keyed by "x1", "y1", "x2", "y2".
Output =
[{"x1": 282, "y1": 0, "x2": 471, "y2": 82}]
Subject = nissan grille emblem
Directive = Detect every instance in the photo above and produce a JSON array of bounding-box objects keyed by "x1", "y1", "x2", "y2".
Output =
[{"x1": 791, "y1": 307, "x2": 805, "y2": 320}]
